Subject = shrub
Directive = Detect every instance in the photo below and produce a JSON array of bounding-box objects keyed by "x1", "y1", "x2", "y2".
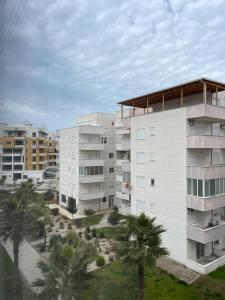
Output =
[
  {"x1": 85, "y1": 226, "x2": 91, "y2": 233},
  {"x1": 85, "y1": 232, "x2": 91, "y2": 240},
  {"x1": 47, "y1": 227, "x2": 52, "y2": 233},
  {"x1": 50, "y1": 222, "x2": 54, "y2": 228},
  {"x1": 109, "y1": 255, "x2": 114, "y2": 262},
  {"x1": 68, "y1": 223, "x2": 72, "y2": 229},
  {"x1": 74, "y1": 218, "x2": 82, "y2": 228},
  {"x1": 110, "y1": 241, "x2": 117, "y2": 252},
  {"x1": 51, "y1": 208, "x2": 59, "y2": 216},
  {"x1": 78, "y1": 231, "x2": 82, "y2": 238},
  {"x1": 96, "y1": 255, "x2": 105, "y2": 267},
  {"x1": 108, "y1": 212, "x2": 120, "y2": 226},
  {"x1": 59, "y1": 222, "x2": 64, "y2": 229},
  {"x1": 84, "y1": 208, "x2": 94, "y2": 216},
  {"x1": 44, "y1": 190, "x2": 54, "y2": 201},
  {"x1": 98, "y1": 231, "x2": 105, "y2": 239},
  {"x1": 92, "y1": 228, "x2": 97, "y2": 238},
  {"x1": 113, "y1": 206, "x2": 119, "y2": 213},
  {"x1": 39, "y1": 244, "x2": 46, "y2": 252}
]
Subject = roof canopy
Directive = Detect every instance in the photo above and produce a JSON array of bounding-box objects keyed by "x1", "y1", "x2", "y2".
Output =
[{"x1": 118, "y1": 78, "x2": 225, "y2": 108}]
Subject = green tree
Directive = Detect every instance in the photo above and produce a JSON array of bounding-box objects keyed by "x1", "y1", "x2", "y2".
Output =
[
  {"x1": 116, "y1": 213, "x2": 169, "y2": 300},
  {"x1": 0, "y1": 180, "x2": 49, "y2": 299},
  {"x1": 43, "y1": 190, "x2": 54, "y2": 203},
  {"x1": 35, "y1": 232, "x2": 94, "y2": 300},
  {"x1": 67, "y1": 197, "x2": 77, "y2": 219}
]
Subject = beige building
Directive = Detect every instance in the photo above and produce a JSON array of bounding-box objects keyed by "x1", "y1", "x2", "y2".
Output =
[{"x1": 0, "y1": 122, "x2": 58, "y2": 184}]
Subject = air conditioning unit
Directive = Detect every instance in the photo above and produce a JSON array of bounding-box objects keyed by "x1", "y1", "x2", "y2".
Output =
[
  {"x1": 188, "y1": 119, "x2": 195, "y2": 127},
  {"x1": 220, "y1": 123, "x2": 225, "y2": 129}
]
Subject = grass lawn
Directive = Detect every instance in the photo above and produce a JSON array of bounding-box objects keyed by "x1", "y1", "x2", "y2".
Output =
[
  {"x1": 79, "y1": 214, "x2": 103, "y2": 227},
  {"x1": 79, "y1": 261, "x2": 225, "y2": 300},
  {"x1": 96, "y1": 226, "x2": 118, "y2": 239}
]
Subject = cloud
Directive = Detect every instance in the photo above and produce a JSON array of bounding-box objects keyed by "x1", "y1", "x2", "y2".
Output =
[
  {"x1": 0, "y1": 99, "x2": 46, "y2": 117},
  {"x1": 1, "y1": 0, "x2": 225, "y2": 130}
]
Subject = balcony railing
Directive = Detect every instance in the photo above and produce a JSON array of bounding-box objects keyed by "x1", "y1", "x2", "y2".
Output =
[
  {"x1": 187, "y1": 221, "x2": 225, "y2": 243},
  {"x1": 187, "y1": 165, "x2": 225, "y2": 180},
  {"x1": 79, "y1": 175, "x2": 104, "y2": 183},
  {"x1": 79, "y1": 191, "x2": 104, "y2": 201},
  {"x1": 187, "y1": 135, "x2": 225, "y2": 149},
  {"x1": 79, "y1": 143, "x2": 104, "y2": 151},
  {"x1": 187, "y1": 194, "x2": 225, "y2": 211},
  {"x1": 79, "y1": 159, "x2": 104, "y2": 166}
]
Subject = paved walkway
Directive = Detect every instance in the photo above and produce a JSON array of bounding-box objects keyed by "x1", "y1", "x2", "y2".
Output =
[
  {"x1": 1, "y1": 239, "x2": 44, "y2": 288},
  {"x1": 157, "y1": 257, "x2": 200, "y2": 284}
]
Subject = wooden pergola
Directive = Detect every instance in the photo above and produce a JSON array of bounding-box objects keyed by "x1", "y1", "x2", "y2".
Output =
[{"x1": 118, "y1": 78, "x2": 225, "y2": 118}]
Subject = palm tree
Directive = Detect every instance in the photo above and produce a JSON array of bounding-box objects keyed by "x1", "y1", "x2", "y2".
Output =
[
  {"x1": 35, "y1": 232, "x2": 94, "y2": 300},
  {"x1": 0, "y1": 180, "x2": 49, "y2": 298},
  {"x1": 116, "y1": 213, "x2": 169, "y2": 300}
]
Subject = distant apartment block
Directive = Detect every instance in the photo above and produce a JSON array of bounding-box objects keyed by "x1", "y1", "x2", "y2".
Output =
[
  {"x1": 118, "y1": 78, "x2": 225, "y2": 274},
  {"x1": 0, "y1": 122, "x2": 58, "y2": 184},
  {"x1": 59, "y1": 113, "x2": 116, "y2": 214}
]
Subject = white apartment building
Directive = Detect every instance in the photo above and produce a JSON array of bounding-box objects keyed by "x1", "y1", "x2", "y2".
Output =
[
  {"x1": 59, "y1": 113, "x2": 116, "y2": 214},
  {"x1": 118, "y1": 78, "x2": 225, "y2": 274}
]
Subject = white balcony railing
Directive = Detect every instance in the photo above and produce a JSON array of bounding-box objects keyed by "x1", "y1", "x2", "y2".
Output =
[
  {"x1": 79, "y1": 159, "x2": 104, "y2": 166},
  {"x1": 187, "y1": 194, "x2": 225, "y2": 211},
  {"x1": 79, "y1": 191, "x2": 104, "y2": 201},
  {"x1": 187, "y1": 135, "x2": 225, "y2": 149},
  {"x1": 79, "y1": 175, "x2": 104, "y2": 183},
  {"x1": 187, "y1": 221, "x2": 225, "y2": 244},
  {"x1": 79, "y1": 143, "x2": 104, "y2": 151},
  {"x1": 187, "y1": 165, "x2": 225, "y2": 180}
]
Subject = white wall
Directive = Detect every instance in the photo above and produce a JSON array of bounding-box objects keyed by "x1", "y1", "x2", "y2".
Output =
[{"x1": 130, "y1": 107, "x2": 187, "y2": 264}]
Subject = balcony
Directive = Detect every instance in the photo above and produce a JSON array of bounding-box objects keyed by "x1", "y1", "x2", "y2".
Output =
[
  {"x1": 79, "y1": 159, "x2": 104, "y2": 166},
  {"x1": 115, "y1": 128, "x2": 130, "y2": 135},
  {"x1": 116, "y1": 175, "x2": 122, "y2": 182},
  {"x1": 116, "y1": 159, "x2": 129, "y2": 167},
  {"x1": 79, "y1": 175, "x2": 104, "y2": 183},
  {"x1": 78, "y1": 126, "x2": 104, "y2": 135},
  {"x1": 187, "y1": 165, "x2": 225, "y2": 180},
  {"x1": 187, "y1": 221, "x2": 225, "y2": 244},
  {"x1": 187, "y1": 249, "x2": 225, "y2": 274},
  {"x1": 116, "y1": 141, "x2": 130, "y2": 151},
  {"x1": 187, "y1": 135, "x2": 225, "y2": 149},
  {"x1": 116, "y1": 191, "x2": 129, "y2": 201},
  {"x1": 79, "y1": 191, "x2": 104, "y2": 201},
  {"x1": 187, "y1": 194, "x2": 225, "y2": 211},
  {"x1": 187, "y1": 104, "x2": 225, "y2": 122},
  {"x1": 79, "y1": 143, "x2": 104, "y2": 151}
]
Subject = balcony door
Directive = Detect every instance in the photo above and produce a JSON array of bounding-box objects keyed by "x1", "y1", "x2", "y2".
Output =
[
  {"x1": 108, "y1": 195, "x2": 114, "y2": 208},
  {"x1": 196, "y1": 242, "x2": 204, "y2": 259}
]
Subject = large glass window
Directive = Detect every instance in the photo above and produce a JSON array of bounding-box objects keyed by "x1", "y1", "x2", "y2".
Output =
[
  {"x1": 123, "y1": 171, "x2": 131, "y2": 183},
  {"x1": 136, "y1": 128, "x2": 145, "y2": 140},
  {"x1": 79, "y1": 166, "x2": 104, "y2": 176},
  {"x1": 136, "y1": 200, "x2": 145, "y2": 213},
  {"x1": 136, "y1": 152, "x2": 145, "y2": 164},
  {"x1": 210, "y1": 179, "x2": 215, "y2": 196},
  {"x1": 193, "y1": 179, "x2": 197, "y2": 196},
  {"x1": 187, "y1": 177, "x2": 225, "y2": 197},
  {"x1": 136, "y1": 176, "x2": 145, "y2": 188}
]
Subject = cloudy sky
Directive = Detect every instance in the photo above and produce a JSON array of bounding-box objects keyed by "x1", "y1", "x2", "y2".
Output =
[{"x1": 1, "y1": 0, "x2": 225, "y2": 131}]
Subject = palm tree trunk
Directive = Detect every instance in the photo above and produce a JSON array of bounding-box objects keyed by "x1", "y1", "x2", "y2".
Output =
[
  {"x1": 13, "y1": 239, "x2": 21, "y2": 299},
  {"x1": 44, "y1": 228, "x2": 47, "y2": 249},
  {"x1": 138, "y1": 264, "x2": 144, "y2": 300}
]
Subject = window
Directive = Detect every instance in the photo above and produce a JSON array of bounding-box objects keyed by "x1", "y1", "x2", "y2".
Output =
[
  {"x1": 32, "y1": 132, "x2": 36, "y2": 137},
  {"x1": 23, "y1": 175, "x2": 28, "y2": 179},
  {"x1": 104, "y1": 137, "x2": 107, "y2": 144},
  {"x1": 136, "y1": 176, "x2": 145, "y2": 188},
  {"x1": 79, "y1": 166, "x2": 104, "y2": 176},
  {"x1": 109, "y1": 167, "x2": 114, "y2": 174},
  {"x1": 32, "y1": 141, "x2": 36, "y2": 145},
  {"x1": 136, "y1": 128, "x2": 145, "y2": 140},
  {"x1": 150, "y1": 126, "x2": 155, "y2": 136},
  {"x1": 123, "y1": 171, "x2": 131, "y2": 183},
  {"x1": 109, "y1": 153, "x2": 114, "y2": 159},
  {"x1": 136, "y1": 200, "x2": 145, "y2": 213},
  {"x1": 14, "y1": 165, "x2": 23, "y2": 170},
  {"x1": 61, "y1": 194, "x2": 66, "y2": 203},
  {"x1": 136, "y1": 152, "x2": 145, "y2": 164},
  {"x1": 187, "y1": 178, "x2": 225, "y2": 197},
  {"x1": 2, "y1": 165, "x2": 12, "y2": 170},
  {"x1": 150, "y1": 152, "x2": 155, "y2": 161},
  {"x1": 101, "y1": 137, "x2": 107, "y2": 144},
  {"x1": 102, "y1": 197, "x2": 107, "y2": 203},
  {"x1": 6, "y1": 141, "x2": 11, "y2": 145},
  {"x1": 151, "y1": 178, "x2": 155, "y2": 187}
]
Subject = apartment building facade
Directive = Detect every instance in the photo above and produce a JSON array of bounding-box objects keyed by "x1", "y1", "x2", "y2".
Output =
[
  {"x1": 0, "y1": 122, "x2": 58, "y2": 184},
  {"x1": 59, "y1": 113, "x2": 116, "y2": 214},
  {"x1": 118, "y1": 78, "x2": 225, "y2": 274}
]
